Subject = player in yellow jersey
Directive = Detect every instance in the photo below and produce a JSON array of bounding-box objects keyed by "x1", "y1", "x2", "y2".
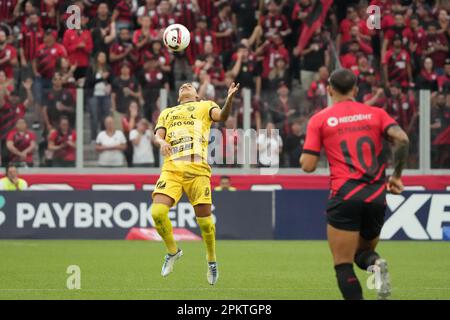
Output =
[{"x1": 151, "y1": 82, "x2": 240, "y2": 285}]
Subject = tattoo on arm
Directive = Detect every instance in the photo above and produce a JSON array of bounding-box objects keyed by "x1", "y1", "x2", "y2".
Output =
[
  {"x1": 389, "y1": 125, "x2": 410, "y2": 178},
  {"x1": 219, "y1": 96, "x2": 234, "y2": 122}
]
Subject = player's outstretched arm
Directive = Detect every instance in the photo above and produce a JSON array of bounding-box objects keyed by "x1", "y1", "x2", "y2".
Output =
[
  {"x1": 211, "y1": 83, "x2": 240, "y2": 122},
  {"x1": 386, "y1": 125, "x2": 410, "y2": 194},
  {"x1": 154, "y1": 128, "x2": 172, "y2": 157}
]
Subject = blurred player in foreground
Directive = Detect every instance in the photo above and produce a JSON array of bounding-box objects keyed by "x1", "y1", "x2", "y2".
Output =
[
  {"x1": 151, "y1": 82, "x2": 240, "y2": 285},
  {"x1": 300, "y1": 69, "x2": 409, "y2": 300}
]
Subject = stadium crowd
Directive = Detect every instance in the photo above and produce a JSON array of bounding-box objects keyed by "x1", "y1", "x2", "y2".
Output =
[{"x1": 0, "y1": 0, "x2": 449, "y2": 168}]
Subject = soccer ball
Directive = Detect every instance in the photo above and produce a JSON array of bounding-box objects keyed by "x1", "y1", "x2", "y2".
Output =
[{"x1": 163, "y1": 24, "x2": 190, "y2": 52}]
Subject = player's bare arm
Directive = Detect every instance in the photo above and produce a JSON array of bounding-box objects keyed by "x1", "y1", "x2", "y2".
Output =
[
  {"x1": 211, "y1": 82, "x2": 240, "y2": 122},
  {"x1": 386, "y1": 125, "x2": 410, "y2": 194},
  {"x1": 154, "y1": 128, "x2": 172, "y2": 157},
  {"x1": 300, "y1": 153, "x2": 320, "y2": 173}
]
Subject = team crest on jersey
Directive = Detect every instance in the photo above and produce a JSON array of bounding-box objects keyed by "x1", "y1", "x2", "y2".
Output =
[
  {"x1": 187, "y1": 106, "x2": 195, "y2": 112},
  {"x1": 156, "y1": 181, "x2": 166, "y2": 189}
]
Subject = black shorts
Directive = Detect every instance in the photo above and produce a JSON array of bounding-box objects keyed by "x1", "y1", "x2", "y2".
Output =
[{"x1": 326, "y1": 198, "x2": 386, "y2": 240}]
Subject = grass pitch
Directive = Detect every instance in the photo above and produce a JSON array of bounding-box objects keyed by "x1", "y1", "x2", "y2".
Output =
[{"x1": 0, "y1": 240, "x2": 449, "y2": 300}]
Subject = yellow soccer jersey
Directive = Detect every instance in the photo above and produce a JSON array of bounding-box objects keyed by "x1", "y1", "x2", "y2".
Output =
[{"x1": 155, "y1": 100, "x2": 220, "y2": 175}]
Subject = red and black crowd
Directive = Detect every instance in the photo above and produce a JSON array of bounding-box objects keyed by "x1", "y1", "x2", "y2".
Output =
[{"x1": 0, "y1": 0, "x2": 449, "y2": 168}]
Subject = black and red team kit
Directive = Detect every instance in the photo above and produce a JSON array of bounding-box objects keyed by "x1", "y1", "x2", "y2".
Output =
[{"x1": 303, "y1": 100, "x2": 398, "y2": 240}]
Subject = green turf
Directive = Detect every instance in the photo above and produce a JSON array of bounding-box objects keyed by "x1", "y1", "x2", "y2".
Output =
[{"x1": 0, "y1": 240, "x2": 449, "y2": 300}]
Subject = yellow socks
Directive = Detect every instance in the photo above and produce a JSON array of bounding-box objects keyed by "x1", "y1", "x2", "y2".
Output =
[
  {"x1": 196, "y1": 216, "x2": 216, "y2": 262},
  {"x1": 151, "y1": 203, "x2": 178, "y2": 255}
]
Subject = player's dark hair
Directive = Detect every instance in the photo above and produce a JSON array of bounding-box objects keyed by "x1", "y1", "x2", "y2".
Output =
[
  {"x1": 5, "y1": 163, "x2": 16, "y2": 175},
  {"x1": 329, "y1": 69, "x2": 357, "y2": 95}
]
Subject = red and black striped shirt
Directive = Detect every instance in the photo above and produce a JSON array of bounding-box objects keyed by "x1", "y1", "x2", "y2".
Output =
[
  {"x1": 6, "y1": 129, "x2": 36, "y2": 163},
  {"x1": 212, "y1": 16, "x2": 234, "y2": 53},
  {"x1": 20, "y1": 25, "x2": 44, "y2": 62},
  {"x1": 174, "y1": 0, "x2": 197, "y2": 30},
  {"x1": 114, "y1": 0, "x2": 133, "y2": 23},
  {"x1": 152, "y1": 13, "x2": 177, "y2": 31},
  {"x1": 0, "y1": 0, "x2": 17, "y2": 23},
  {"x1": 34, "y1": 43, "x2": 67, "y2": 79},
  {"x1": 259, "y1": 14, "x2": 290, "y2": 37},
  {"x1": 0, "y1": 101, "x2": 16, "y2": 140},
  {"x1": 187, "y1": 30, "x2": 215, "y2": 65},
  {"x1": 197, "y1": 0, "x2": 217, "y2": 21},
  {"x1": 40, "y1": 0, "x2": 58, "y2": 30}
]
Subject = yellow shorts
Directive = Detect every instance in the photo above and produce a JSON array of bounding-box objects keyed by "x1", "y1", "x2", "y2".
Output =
[{"x1": 152, "y1": 170, "x2": 212, "y2": 207}]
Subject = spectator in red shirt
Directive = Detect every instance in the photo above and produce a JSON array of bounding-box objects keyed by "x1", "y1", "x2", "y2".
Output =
[
  {"x1": 363, "y1": 83, "x2": 387, "y2": 108},
  {"x1": 138, "y1": 55, "x2": 169, "y2": 121},
  {"x1": 383, "y1": 34, "x2": 412, "y2": 88},
  {"x1": 340, "y1": 40, "x2": 365, "y2": 72},
  {"x1": 137, "y1": 0, "x2": 159, "y2": 20},
  {"x1": 416, "y1": 57, "x2": 439, "y2": 91},
  {"x1": 174, "y1": 0, "x2": 200, "y2": 31},
  {"x1": 32, "y1": 30, "x2": 67, "y2": 113},
  {"x1": 342, "y1": 25, "x2": 373, "y2": 56},
  {"x1": 109, "y1": 27, "x2": 139, "y2": 76},
  {"x1": 6, "y1": 118, "x2": 36, "y2": 167},
  {"x1": 421, "y1": 22, "x2": 449, "y2": 72},
  {"x1": 62, "y1": 15, "x2": 94, "y2": 81},
  {"x1": 0, "y1": 30, "x2": 18, "y2": 80},
  {"x1": 112, "y1": 0, "x2": 136, "y2": 32},
  {"x1": 249, "y1": 0, "x2": 291, "y2": 46},
  {"x1": 152, "y1": 0, "x2": 177, "y2": 31},
  {"x1": 89, "y1": 2, "x2": 117, "y2": 55},
  {"x1": 193, "y1": 42, "x2": 225, "y2": 89},
  {"x1": 198, "y1": 0, "x2": 221, "y2": 23},
  {"x1": 16, "y1": 0, "x2": 34, "y2": 26},
  {"x1": 409, "y1": 15, "x2": 426, "y2": 54},
  {"x1": 437, "y1": 9, "x2": 449, "y2": 35},
  {"x1": 19, "y1": 11, "x2": 43, "y2": 75},
  {"x1": 8, "y1": 78, "x2": 33, "y2": 123},
  {"x1": 0, "y1": 0, "x2": 18, "y2": 25},
  {"x1": 0, "y1": 89, "x2": 17, "y2": 165},
  {"x1": 386, "y1": 82, "x2": 418, "y2": 135},
  {"x1": 291, "y1": 0, "x2": 313, "y2": 37},
  {"x1": 381, "y1": 13, "x2": 413, "y2": 57},
  {"x1": 39, "y1": 0, "x2": 58, "y2": 30},
  {"x1": 256, "y1": 33, "x2": 290, "y2": 87},
  {"x1": 47, "y1": 116, "x2": 76, "y2": 167},
  {"x1": 212, "y1": 2, "x2": 235, "y2": 68},
  {"x1": 307, "y1": 66, "x2": 329, "y2": 113},
  {"x1": 336, "y1": 6, "x2": 365, "y2": 49},
  {"x1": 42, "y1": 72, "x2": 76, "y2": 133},
  {"x1": 133, "y1": 15, "x2": 159, "y2": 64},
  {"x1": 187, "y1": 15, "x2": 215, "y2": 65}
]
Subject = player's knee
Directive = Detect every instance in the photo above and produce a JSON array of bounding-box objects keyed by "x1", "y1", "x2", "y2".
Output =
[
  {"x1": 151, "y1": 203, "x2": 170, "y2": 222},
  {"x1": 197, "y1": 216, "x2": 215, "y2": 233}
]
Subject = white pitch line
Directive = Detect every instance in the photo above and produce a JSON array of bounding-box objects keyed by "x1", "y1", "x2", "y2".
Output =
[{"x1": 0, "y1": 287, "x2": 450, "y2": 293}]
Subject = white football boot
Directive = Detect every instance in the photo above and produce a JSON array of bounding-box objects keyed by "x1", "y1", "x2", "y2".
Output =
[
  {"x1": 161, "y1": 249, "x2": 183, "y2": 277},
  {"x1": 207, "y1": 262, "x2": 219, "y2": 285}
]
